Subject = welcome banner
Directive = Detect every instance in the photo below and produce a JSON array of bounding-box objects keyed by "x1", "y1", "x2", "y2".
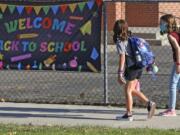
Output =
[{"x1": 0, "y1": 0, "x2": 102, "y2": 72}]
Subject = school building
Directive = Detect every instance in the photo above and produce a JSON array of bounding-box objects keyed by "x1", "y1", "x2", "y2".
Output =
[
  {"x1": 105, "y1": 2, "x2": 180, "y2": 45},
  {"x1": 106, "y1": 2, "x2": 180, "y2": 31}
]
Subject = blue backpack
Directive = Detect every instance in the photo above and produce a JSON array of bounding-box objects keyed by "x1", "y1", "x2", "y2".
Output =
[{"x1": 128, "y1": 36, "x2": 155, "y2": 68}]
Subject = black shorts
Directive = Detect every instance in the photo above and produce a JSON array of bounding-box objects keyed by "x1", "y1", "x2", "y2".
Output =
[{"x1": 124, "y1": 66, "x2": 143, "y2": 81}]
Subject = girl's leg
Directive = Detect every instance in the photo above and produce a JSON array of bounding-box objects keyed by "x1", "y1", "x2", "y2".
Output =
[
  {"x1": 177, "y1": 78, "x2": 180, "y2": 93},
  {"x1": 125, "y1": 80, "x2": 137, "y2": 114},
  {"x1": 116, "y1": 82, "x2": 135, "y2": 121},
  {"x1": 160, "y1": 64, "x2": 179, "y2": 116},
  {"x1": 132, "y1": 79, "x2": 149, "y2": 103},
  {"x1": 132, "y1": 90, "x2": 149, "y2": 103},
  {"x1": 132, "y1": 80, "x2": 156, "y2": 118},
  {"x1": 169, "y1": 64, "x2": 180, "y2": 110}
]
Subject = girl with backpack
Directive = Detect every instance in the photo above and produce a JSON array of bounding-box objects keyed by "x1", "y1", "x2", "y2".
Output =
[
  {"x1": 159, "y1": 14, "x2": 180, "y2": 117},
  {"x1": 113, "y1": 19, "x2": 156, "y2": 121}
]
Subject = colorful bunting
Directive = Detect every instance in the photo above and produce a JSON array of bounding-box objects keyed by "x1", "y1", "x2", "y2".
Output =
[
  {"x1": 78, "y1": 2, "x2": 86, "y2": 12},
  {"x1": 60, "y1": 4, "x2": 68, "y2": 13},
  {"x1": 43, "y1": 6, "x2": 50, "y2": 15},
  {"x1": 96, "y1": 0, "x2": 102, "y2": 7},
  {"x1": 0, "y1": 0, "x2": 101, "y2": 15},
  {"x1": 8, "y1": 5, "x2": 16, "y2": 14},
  {"x1": 87, "y1": 0, "x2": 95, "y2": 10},
  {"x1": 0, "y1": 4, "x2": 7, "y2": 13},
  {"x1": 25, "y1": 6, "x2": 33, "y2": 14},
  {"x1": 69, "y1": 3, "x2": 77, "y2": 13},
  {"x1": 17, "y1": 6, "x2": 24, "y2": 14},
  {"x1": 51, "y1": 5, "x2": 59, "y2": 15},
  {"x1": 34, "y1": 6, "x2": 41, "y2": 15}
]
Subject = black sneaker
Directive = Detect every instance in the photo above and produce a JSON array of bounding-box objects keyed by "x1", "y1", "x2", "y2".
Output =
[
  {"x1": 116, "y1": 113, "x2": 133, "y2": 121},
  {"x1": 147, "y1": 101, "x2": 156, "y2": 119}
]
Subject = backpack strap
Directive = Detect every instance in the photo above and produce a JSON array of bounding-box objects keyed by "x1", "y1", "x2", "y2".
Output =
[
  {"x1": 128, "y1": 37, "x2": 137, "y2": 55},
  {"x1": 126, "y1": 37, "x2": 138, "y2": 68}
]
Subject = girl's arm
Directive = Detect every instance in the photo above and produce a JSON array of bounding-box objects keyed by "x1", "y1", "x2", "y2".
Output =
[
  {"x1": 168, "y1": 35, "x2": 180, "y2": 73},
  {"x1": 118, "y1": 54, "x2": 126, "y2": 84},
  {"x1": 118, "y1": 54, "x2": 125, "y2": 72}
]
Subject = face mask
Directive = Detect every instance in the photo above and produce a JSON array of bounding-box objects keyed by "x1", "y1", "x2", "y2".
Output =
[{"x1": 160, "y1": 22, "x2": 168, "y2": 35}]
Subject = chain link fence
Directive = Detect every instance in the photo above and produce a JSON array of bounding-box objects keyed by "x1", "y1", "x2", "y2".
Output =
[
  {"x1": 0, "y1": 0, "x2": 180, "y2": 109},
  {"x1": 107, "y1": 1, "x2": 180, "y2": 109}
]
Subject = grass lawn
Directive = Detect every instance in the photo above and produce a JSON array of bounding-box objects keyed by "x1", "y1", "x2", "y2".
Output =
[{"x1": 0, "y1": 124, "x2": 179, "y2": 135}]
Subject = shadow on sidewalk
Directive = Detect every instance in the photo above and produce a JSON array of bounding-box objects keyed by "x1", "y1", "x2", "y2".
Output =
[
  {"x1": 0, "y1": 107, "x2": 124, "y2": 114},
  {"x1": 0, "y1": 107, "x2": 122, "y2": 114},
  {"x1": 0, "y1": 107, "x2": 126, "y2": 121}
]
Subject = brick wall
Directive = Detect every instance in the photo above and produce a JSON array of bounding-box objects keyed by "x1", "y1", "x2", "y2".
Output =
[
  {"x1": 115, "y1": 2, "x2": 125, "y2": 20},
  {"x1": 125, "y1": 2, "x2": 159, "y2": 27},
  {"x1": 159, "y1": 2, "x2": 180, "y2": 25},
  {"x1": 106, "y1": 2, "x2": 116, "y2": 31},
  {"x1": 104, "y1": 2, "x2": 125, "y2": 31},
  {"x1": 106, "y1": 2, "x2": 180, "y2": 30}
]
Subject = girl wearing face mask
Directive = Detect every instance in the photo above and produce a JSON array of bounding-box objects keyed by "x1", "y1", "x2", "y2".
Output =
[{"x1": 159, "y1": 14, "x2": 180, "y2": 117}]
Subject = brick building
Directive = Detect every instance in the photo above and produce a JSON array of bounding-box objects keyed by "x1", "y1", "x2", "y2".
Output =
[{"x1": 106, "y1": 2, "x2": 180, "y2": 31}]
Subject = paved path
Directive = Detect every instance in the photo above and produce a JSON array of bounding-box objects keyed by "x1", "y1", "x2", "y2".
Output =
[{"x1": 0, "y1": 102, "x2": 179, "y2": 129}]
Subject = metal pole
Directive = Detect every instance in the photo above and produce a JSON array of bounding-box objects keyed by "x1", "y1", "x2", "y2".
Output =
[{"x1": 103, "y1": 1, "x2": 109, "y2": 104}]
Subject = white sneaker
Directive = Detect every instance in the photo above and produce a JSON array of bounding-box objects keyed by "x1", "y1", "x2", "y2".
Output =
[
  {"x1": 116, "y1": 113, "x2": 133, "y2": 121},
  {"x1": 147, "y1": 101, "x2": 156, "y2": 119}
]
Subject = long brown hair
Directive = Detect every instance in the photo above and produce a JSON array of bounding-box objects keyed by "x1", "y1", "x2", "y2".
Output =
[
  {"x1": 113, "y1": 19, "x2": 130, "y2": 43},
  {"x1": 160, "y1": 14, "x2": 178, "y2": 34}
]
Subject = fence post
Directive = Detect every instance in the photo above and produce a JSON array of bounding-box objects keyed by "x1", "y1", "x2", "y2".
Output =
[{"x1": 103, "y1": 1, "x2": 109, "y2": 104}]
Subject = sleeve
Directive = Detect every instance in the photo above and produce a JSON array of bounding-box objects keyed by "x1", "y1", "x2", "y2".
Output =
[
  {"x1": 170, "y1": 32, "x2": 180, "y2": 43},
  {"x1": 116, "y1": 41, "x2": 126, "y2": 55}
]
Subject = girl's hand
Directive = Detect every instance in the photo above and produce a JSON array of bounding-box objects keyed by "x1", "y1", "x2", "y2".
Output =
[
  {"x1": 118, "y1": 73, "x2": 126, "y2": 85},
  {"x1": 176, "y1": 65, "x2": 180, "y2": 74}
]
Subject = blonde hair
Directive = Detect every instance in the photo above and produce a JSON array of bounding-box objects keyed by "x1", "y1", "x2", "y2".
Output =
[{"x1": 160, "y1": 14, "x2": 178, "y2": 33}]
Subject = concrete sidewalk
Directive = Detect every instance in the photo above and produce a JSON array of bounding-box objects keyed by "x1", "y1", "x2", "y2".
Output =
[{"x1": 0, "y1": 102, "x2": 179, "y2": 129}]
